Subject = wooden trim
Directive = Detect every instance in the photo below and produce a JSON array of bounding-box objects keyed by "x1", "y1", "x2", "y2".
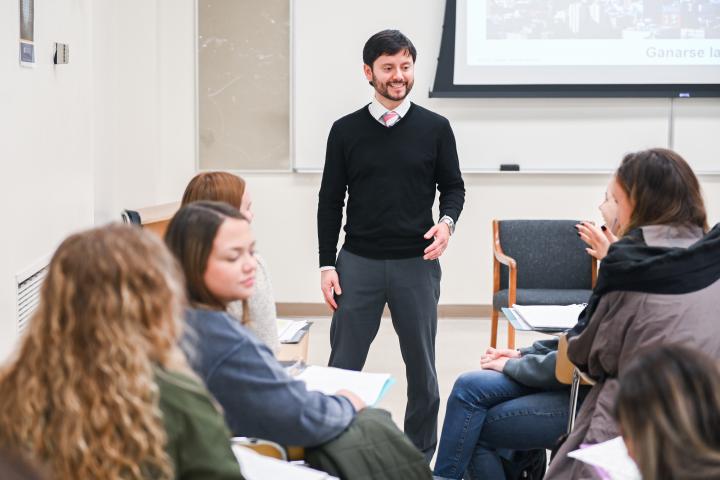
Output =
[
  {"x1": 493, "y1": 219, "x2": 517, "y2": 349},
  {"x1": 134, "y1": 201, "x2": 180, "y2": 223},
  {"x1": 276, "y1": 303, "x2": 493, "y2": 318},
  {"x1": 590, "y1": 257, "x2": 598, "y2": 288}
]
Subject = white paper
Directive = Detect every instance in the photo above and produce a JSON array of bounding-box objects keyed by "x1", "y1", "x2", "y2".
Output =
[
  {"x1": 277, "y1": 319, "x2": 308, "y2": 343},
  {"x1": 512, "y1": 304, "x2": 585, "y2": 329},
  {"x1": 567, "y1": 436, "x2": 642, "y2": 480},
  {"x1": 296, "y1": 365, "x2": 393, "y2": 406},
  {"x1": 233, "y1": 445, "x2": 337, "y2": 480}
]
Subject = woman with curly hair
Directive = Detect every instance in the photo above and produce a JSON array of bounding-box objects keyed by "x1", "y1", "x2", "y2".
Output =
[{"x1": 0, "y1": 224, "x2": 244, "y2": 480}]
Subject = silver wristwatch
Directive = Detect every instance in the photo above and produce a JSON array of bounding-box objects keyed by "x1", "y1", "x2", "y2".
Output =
[{"x1": 439, "y1": 215, "x2": 455, "y2": 235}]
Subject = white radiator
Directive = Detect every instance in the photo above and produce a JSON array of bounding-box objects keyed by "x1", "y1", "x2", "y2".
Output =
[{"x1": 16, "y1": 256, "x2": 50, "y2": 333}]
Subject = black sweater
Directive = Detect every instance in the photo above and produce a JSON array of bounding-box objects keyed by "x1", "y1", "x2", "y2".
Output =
[{"x1": 317, "y1": 103, "x2": 465, "y2": 267}]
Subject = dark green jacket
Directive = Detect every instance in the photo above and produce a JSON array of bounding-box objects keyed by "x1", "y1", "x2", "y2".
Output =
[
  {"x1": 156, "y1": 368, "x2": 245, "y2": 480},
  {"x1": 305, "y1": 408, "x2": 432, "y2": 480}
]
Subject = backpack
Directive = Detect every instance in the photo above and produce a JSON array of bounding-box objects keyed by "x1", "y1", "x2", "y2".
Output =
[{"x1": 501, "y1": 449, "x2": 547, "y2": 480}]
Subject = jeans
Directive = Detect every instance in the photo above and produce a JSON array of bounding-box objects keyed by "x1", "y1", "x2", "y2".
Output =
[{"x1": 433, "y1": 370, "x2": 580, "y2": 480}]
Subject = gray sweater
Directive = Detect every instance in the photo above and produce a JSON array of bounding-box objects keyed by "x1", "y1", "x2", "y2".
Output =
[{"x1": 503, "y1": 338, "x2": 564, "y2": 389}]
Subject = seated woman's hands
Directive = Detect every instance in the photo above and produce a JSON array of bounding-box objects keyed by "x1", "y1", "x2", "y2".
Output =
[
  {"x1": 577, "y1": 221, "x2": 618, "y2": 260},
  {"x1": 480, "y1": 347, "x2": 521, "y2": 373},
  {"x1": 336, "y1": 389, "x2": 366, "y2": 411}
]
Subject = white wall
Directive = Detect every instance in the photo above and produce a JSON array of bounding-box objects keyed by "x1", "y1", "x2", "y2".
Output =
[
  {"x1": 92, "y1": 0, "x2": 197, "y2": 223},
  {"x1": 0, "y1": 0, "x2": 94, "y2": 358},
  {"x1": 293, "y1": 1, "x2": 720, "y2": 174},
  {"x1": 245, "y1": 0, "x2": 720, "y2": 305},
  {"x1": 0, "y1": 0, "x2": 196, "y2": 360},
  {"x1": 242, "y1": 172, "x2": 720, "y2": 306}
]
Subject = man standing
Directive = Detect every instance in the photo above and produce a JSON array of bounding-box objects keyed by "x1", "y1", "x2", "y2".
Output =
[{"x1": 317, "y1": 30, "x2": 465, "y2": 460}]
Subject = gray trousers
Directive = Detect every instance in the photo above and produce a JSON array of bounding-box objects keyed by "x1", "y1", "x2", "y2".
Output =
[{"x1": 328, "y1": 248, "x2": 441, "y2": 460}]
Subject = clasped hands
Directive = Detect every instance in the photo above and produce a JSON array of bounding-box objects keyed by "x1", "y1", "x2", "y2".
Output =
[{"x1": 480, "y1": 347, "x2": 521, "y2": 373}]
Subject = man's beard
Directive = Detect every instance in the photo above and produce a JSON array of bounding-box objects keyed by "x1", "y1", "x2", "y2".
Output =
[{"x1": 372, "y1": 75, "x2": 414, "y2": 102}]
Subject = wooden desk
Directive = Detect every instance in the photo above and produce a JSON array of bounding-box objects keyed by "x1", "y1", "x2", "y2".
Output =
[{"x1": 276, "y1": 330, "x2": 310, "y2": 363}]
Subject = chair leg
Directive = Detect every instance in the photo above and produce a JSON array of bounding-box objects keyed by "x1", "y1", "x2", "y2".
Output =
[
  {"x1": 490, "y1": 309, "x2": 499, "y2": 348},
  {"x1": 567, "y1": 369, "x2": 581, "y2": 434},
  {"x1": 507, "y1": 322, "x2": 516, "y2": 350}
]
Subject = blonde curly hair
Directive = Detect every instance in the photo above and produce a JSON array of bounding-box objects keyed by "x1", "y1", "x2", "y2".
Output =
[{"x1": 0, "y1": 224, "x2": 190, "y2": 479}]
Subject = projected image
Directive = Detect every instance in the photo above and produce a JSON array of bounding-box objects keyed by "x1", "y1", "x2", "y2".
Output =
[{"x1": 486, "y1": 0, "x2": 720, "y2": 39}]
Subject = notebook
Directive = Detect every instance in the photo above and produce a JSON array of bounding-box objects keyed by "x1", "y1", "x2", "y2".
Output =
[
  {"x1": 567, "y1": 436, "x2": 641, "y2": 480},
  {"x1": 296, "y1": 366, "x2": 395, "y2": 406},
  {"x1": 511, "y1": 304, "x2": 586, "y2": 330}
]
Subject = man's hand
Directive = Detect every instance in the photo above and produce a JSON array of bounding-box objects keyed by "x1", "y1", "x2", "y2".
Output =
[
  {"x1": 336, "y1": 389, "x2": 366, "y2": 411},
  {"x1": 320, "y1": 269, "x2": 342, "y2": 311},
  {"x1": 423, "y1": 222, "x2": 451, "y2": 260}
]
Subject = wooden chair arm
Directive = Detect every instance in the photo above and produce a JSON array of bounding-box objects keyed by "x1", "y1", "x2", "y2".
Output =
[
  {"x1": 286, "y1": 446, "x2": 306, "y2": 461},
  {"x1": 555, "y1": 334, "x2": 595, "y2": 386},
  {"x1": 231, "y1": 437, "x2": 306, "y2": 462},
  {"x1": 493, "y1": 249, "x2": 517, "y2": 268},
  {"x1": 492, "y1": 219, "x2": 517, "y2": 268},
  {"x1": 232, "y1": 437, "x2": 287, "y2": 460},
  {"x1": 555, "y1": 334, "x2": 575, "y2": 384}
]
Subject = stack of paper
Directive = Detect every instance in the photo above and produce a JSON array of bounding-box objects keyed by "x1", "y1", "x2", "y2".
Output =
[
  {"x1": 277, "y1": 318, "x2": 309, "y2": 343},
  {"x1": 296, "y1": 365, "x2": 394, "y2": 406},
  {"x1": 512, "y1": 304, "x2": 585, "y2": 330},
  {"x1": 567, "y1": 436, "x2": 641, "y2": 480},
  {"x1": 233, "y1": 445, "x2": 338, "y2": 480}
]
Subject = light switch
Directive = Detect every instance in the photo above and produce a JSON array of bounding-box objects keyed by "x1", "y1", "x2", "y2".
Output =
[{"x1": 54, "y1": 43, "x2": 69, "y2": 64}]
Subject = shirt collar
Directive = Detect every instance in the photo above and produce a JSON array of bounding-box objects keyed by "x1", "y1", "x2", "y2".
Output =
[{"x1": 368, "y1": 96, "x2": 411, "y2": 124}]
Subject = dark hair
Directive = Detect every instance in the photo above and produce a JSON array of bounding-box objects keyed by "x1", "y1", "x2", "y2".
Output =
[
  {"x1": 181, "y1": 172, "x2": 246, "y2": 209},
  {"x1": 164, "y1": 201, "x2": 247, "y2": 310},
  {"x1": 614, "y1": 344, "x2": 720, "y2": 480},
  {"x1": 362, "y1": 29, "x2": 417, "y2": 68},
  {"x1": 615, "y1": 148, "x2": 707, "y2": 235}
]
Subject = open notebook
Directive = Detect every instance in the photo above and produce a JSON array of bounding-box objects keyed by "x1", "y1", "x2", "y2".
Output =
[
  {"x1": 511, "y1": 304, "x2": 586, "y2": 330},
  {"x1": 296, "y1": 366, "x2": 395, "y2": 406},
  {"x1": 568, "y1": 436, "x2": 641, "y2": 480},
  {"x1": 233, "y1": 445, "x2": 338, "y2": 480}
]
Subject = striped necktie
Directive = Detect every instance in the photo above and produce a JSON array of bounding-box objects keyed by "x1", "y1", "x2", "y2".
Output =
[{"x1": 382, "y1": 111, "x2": 399, "y2": 127}]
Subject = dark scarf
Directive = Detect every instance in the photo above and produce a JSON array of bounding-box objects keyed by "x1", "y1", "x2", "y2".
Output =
[{"x1": 568, "y1": 223, "x2": 720, "y2": 339}]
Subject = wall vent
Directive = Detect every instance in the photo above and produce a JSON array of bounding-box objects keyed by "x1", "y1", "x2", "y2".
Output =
[{"x1": 16, "y1": 256, "x2": 50, "y2": 333}]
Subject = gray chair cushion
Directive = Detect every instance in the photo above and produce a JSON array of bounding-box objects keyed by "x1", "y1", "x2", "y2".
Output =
[
  {"x1": 498, "y1": 220, "x2": 593, "y2": 290},
  {"x1": 493, "y1": 288, "x2": 593, "y2": 310}
]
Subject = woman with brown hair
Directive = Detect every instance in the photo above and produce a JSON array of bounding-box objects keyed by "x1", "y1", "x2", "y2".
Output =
[
  {"x1": 0, "y1": 224, "x2": 244, "y2": 480},
  {"x1": 164, "y1": 201, "x2": 364, "y2": 446},
  {"x1": 434, "y1": 148, "x2": 720, "y2": 480},
  {"x1": 545, "y1": 148, "x2": 720, "y2": 478},
  {"x1": 615, "y1": 344, "x2": 720, "y2": 480},
  {"x1": 182, "y1": 171, "x2": 280, "y2": 353}
]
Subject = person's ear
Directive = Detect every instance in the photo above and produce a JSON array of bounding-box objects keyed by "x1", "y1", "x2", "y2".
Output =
[{"x1": 363, "y1": 64, "x2": 373, "y2": 85}]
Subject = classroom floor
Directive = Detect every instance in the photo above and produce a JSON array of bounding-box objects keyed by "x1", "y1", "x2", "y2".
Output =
[{"x1": 304, "y1": 315, "x2": 546, "y2": 464}]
